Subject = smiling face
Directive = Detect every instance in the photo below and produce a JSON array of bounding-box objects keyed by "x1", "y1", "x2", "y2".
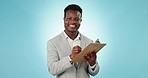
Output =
[{"x1": 64, "y1": 10, "x2": 82, "y2": 34}]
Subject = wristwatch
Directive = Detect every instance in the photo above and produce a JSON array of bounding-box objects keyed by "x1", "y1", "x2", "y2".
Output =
[
  {"x1": 68, "y1": 55, "x2": 74, "y2": 65},
  {"x1": 70, "y1": 61, "x2": 74, "y2": 65}
]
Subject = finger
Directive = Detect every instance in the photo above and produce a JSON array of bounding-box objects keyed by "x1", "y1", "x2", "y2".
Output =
[
  {"x1": 92, "y1": 51, "x2": 96, "y2": 55},
  {"x1": 73, "y1": 46, "x2": 81, "y2": 50},
  {"x1": 92, "y1": 50, "x2": 96, "y2": 54},
  {"x1": 84, "y1": 55, "x2": 88, "y2": 60},
  {"x1": 73, "y1": 45, "x2": 81, "y2": 49},
  {"x1": 84, "y1": 56, "x2": 88, "y2": 61},
  {"x1": 89, "y1": 50, "x2": 96, "y2": 54},
  {"x1": 73, "y1": 48, "x2": 81, "y2": 53},
  {"x1": 87, "y1": 53, "x2": 91, "y2": 58},
  {"x1": 87, "y1": 52, "x2": 97, "y2": 60},
  {"x1": 73, "y1": 48, "x2": 79, "y2": 51},
  {"x1": 77, "y1": 46, "x2": 82, "y2": 51},
  {"x1": 84, "y1": 55, "x2": 89, "y2": 61},
  {"x1": 79, "y1": 47, "x2": 82, "y2": 51},
  {"x1": 90, "y1": 51, "x2": 96, "y2": 56},
  {"x1": 73, "y1": 50, "x2": 80, "y2": 54},
  {"x1": 90, "y1": 53, "x2": 94, "y2": 57}
]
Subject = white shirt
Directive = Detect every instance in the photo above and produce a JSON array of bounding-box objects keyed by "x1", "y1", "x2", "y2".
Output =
[
  {"x1": 63, "y1": 31, "x2": 80, "y2": 63},
  {"x1": 63, "y1": 31, "x2": 97, "y2": 70},
  {"x1": 63, "y1": 31, "x2": 81, "y2": 50}
]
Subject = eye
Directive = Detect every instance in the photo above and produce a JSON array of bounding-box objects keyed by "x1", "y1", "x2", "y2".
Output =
[
  {"x1": 74, "y1": 18, "x2": 81, "y2": 21},
  {"x1": 65, "y1": 17, "x2": 81, "y2": 22},
  {"x1": 66, "y1": 17, "x2": 72, "y2": 21}
]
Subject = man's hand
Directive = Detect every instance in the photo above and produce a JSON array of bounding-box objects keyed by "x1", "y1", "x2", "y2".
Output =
[
  {"x1": 84, "y1": 50, "x2": 97, "y2": 66},
  {"x1": 70, "y1": 45, "x2": 82, "y2": 60}
]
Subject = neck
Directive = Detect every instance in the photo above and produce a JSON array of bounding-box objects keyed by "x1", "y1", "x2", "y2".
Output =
[{"x1": 64, "y1": 30, "x2": 78, "y2": 40}]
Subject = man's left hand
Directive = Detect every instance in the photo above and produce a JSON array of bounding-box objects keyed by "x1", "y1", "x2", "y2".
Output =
[{"x1": 84, "y1": 50, "x2": 96, "y2": 66}]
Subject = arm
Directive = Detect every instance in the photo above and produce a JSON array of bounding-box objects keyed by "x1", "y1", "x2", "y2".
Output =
[
  {"x1": 88, "y1": 62, "x2": 100, "y2": 76},
  {"x1": 84, "y1": 51, "x2": 100, "y2": 76},
  {"x1": 47, "y1": 40, "x2": 73, "y2": 76}
]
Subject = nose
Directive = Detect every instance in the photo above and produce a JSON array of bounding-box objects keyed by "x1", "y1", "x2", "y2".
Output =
[{"x1": 70, "y1": 19, "x2": 77, "y2": 24}]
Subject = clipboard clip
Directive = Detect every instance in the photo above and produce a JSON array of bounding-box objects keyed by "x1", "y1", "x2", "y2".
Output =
[{"x1": 95, "y1": 39, "x2": 100, "y2": 43}]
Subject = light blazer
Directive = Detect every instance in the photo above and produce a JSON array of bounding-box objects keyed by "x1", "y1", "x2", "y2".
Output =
[{"x1": 47, "y1": 32, "x2": 99, "y2": 78}]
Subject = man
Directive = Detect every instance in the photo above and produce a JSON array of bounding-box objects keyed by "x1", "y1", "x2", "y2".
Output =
[{"x1": 47, "y1": 4, "x2": 99, "y2": 78}]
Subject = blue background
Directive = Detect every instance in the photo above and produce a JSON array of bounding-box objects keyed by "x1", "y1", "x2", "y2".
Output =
[{"x1": 0, "y1": 0, "x2": 148, "y2": 78}]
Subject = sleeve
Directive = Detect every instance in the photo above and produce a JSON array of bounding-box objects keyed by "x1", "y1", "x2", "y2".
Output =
[
  {"x1": 88, "y1": 62, "x2": 100, "y2": 76},
  {"x1": 86, "y1": 39, "x2": 100, "y2": 76},
  {"x1": 47, "y1": 40, "x2": 73, "y2": 76}
]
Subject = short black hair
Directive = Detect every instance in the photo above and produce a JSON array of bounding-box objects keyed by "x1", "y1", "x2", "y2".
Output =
[{"x1": 64, "y1": 4, "x2": 82, "y2": 18}]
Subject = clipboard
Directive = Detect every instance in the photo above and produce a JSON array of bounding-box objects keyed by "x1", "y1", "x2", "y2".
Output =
[{"x1": 72, "y1": 43, "x2": 106, "y2": 63}]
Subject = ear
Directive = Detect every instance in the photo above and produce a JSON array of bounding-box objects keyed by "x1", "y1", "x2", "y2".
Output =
[
  {"x1": 80, "y1": 19, "x2": 82, "y2": 22},
  {"x1": 63, "y1": 18, "x2": 66, "y2": 21}
]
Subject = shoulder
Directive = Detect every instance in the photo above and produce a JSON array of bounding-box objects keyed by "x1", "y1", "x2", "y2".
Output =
[
  {"x1": 47, "y1": 33, "x2": 63, "y2": 45},
  {"x1": 80, "y1": 33, "x2": 93, "y2": 43}
]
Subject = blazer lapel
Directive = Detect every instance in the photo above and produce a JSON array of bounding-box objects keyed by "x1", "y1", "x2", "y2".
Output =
[
  {"x1": 60, "y1": 32, "x2": 71, "y2": 56},
  {"x1": 60, "y1": 32, "x2": 86, "y2": 70}
]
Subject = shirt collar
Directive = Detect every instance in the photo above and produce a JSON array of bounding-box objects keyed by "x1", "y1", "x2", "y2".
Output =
[{"x1": 63, "y1": 31, "x2": 81, "y2": 40}]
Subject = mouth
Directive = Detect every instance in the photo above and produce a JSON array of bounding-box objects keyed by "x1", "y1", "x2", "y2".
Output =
[{"x1": 69, "y1": 25, "x2": 76, "y2": 28}]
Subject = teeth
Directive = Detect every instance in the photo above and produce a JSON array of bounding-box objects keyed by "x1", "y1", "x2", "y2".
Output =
[{"x1": 69, "y1": 25, "x2": 75, "y2": 27}]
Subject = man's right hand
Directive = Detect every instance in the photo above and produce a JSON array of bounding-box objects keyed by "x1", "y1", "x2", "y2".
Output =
[{"x1": 70, "y1": 45, "x2": 82, "y2": 60}]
